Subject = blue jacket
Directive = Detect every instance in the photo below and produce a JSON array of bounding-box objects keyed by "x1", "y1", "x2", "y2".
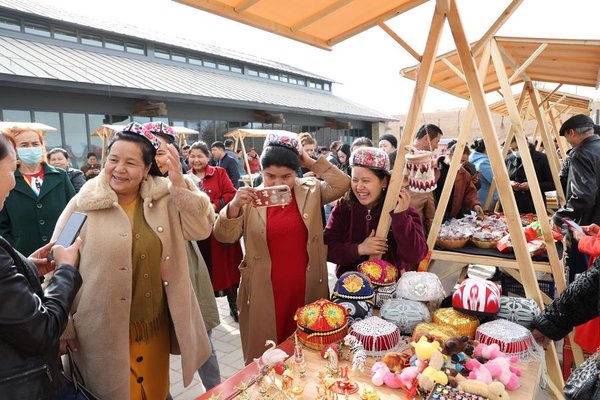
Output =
[{"x1": 469, "y1": 150, "x2": 498, "y2": 208}]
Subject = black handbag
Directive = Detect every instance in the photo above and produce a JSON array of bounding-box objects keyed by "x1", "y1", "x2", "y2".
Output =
[
  {"x1": 564, "y1": 349, "x2": 600, "y2": 400},
  {"x1": 60, "y1": 347, "x2": 100, "y2": 400}
]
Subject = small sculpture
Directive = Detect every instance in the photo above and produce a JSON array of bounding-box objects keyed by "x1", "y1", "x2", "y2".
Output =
[
  {"x1": 344, "y1": 334, "x2": 367, "y2": 373},
  {"x1": 255, "y1": 339, "x2": 289, "y2": 370},
  {"x1": 323, "y1": 347, "x2": 339, "y2": 377}
]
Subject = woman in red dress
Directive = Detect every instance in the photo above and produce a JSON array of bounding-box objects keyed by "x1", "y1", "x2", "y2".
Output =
[{"x1": 187, "y1": 141, "x2": 242, "y2": 322}]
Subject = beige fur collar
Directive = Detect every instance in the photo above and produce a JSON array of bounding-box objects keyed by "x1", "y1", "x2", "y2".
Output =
[{"x1": 77, "y1": 170, "x2": 171, "y2": 211}]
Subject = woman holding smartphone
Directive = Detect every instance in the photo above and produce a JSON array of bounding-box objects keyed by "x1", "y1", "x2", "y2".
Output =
[
  {"x1": 213, "y1": 132, "x2": 350, "y2": 364},
  {"x1": 52, "y1": 123, "x2": 215, "y2": 400},
  {"x1": 324, "y1": 147, "x2": 428, "y2": 277}
]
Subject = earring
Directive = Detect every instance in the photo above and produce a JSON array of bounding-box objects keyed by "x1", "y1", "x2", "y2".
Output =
[{"x1": 382, "y1": 187, "x2": 387, "y2": 191}]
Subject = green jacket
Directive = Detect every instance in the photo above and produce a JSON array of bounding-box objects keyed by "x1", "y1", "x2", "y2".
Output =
[
  {"x1": 0, "y1": 164, "x2": 75, "y2": 256},
  {"x1": 185, "y1": 241, "x2": 220, "y2": 332}
]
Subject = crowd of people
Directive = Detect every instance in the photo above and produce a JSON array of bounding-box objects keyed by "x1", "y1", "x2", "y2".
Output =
[{"x1": 0, "y1": 114, "x2": 598, "y2": 399}]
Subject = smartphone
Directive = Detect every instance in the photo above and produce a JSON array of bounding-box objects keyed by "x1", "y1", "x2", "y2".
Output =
[
  {"x1": 48, "y1": 212, "x2": 87, "y2": 261},
  {"x1": 562, "y1": 218, "x2": 584, "y2": 233},
  {"x1": 253, "y1": 185, "x2": 292, "y2": 208}
]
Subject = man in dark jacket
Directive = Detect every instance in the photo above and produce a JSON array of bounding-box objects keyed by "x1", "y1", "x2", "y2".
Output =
[
  {"x1": 505, "y1": 139, "x2": 555, "y2": 214},
  {"x1": 553, "y1": 114, "x2": 600, "y2": 282},
  {"x1": 211, "y1": 141, "x2": 240, "y2": 188}
]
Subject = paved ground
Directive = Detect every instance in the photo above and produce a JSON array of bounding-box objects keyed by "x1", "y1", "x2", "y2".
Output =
[{"x1": 168, "y1": 264, "x2": 557, "y2": 399}]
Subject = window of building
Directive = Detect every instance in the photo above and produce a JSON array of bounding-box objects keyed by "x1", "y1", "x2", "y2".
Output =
[
  {"x1": 316, "y1": 83, "x2": 323, "y2": 90},
  {"x1": 155, "y1": 48, "x2": 170, "y2": 59},
  {"x1": 308, "y1": 81, "x2": 316, "y2": 89},
  {"x1": 125, "y1": 42, "x2": 145, "y2": 55},
  {"x1": 32, "y1": 111, "x2": 62, "y2": 150},
  {"x1": 297, "y1": 79, "x2": 305, "y2": 86},
  {"x1": 53, "y1": 28, "x2": 77, "y2": 42},
  {"x1": 280, "y1": 74, "x2": 288, "y2": 83},
  {"x1": 288, "y1": 77, "x2": 297, "y2": 85},
  {"x1": 215, "y1": 120, "x2": 228, "y2": 143},
  {"x1": 324, "y1": 83, "x2": 330, "y2": 91},
  {"x1": 189, "y1": 57, "x2": 202, "y2": 66},
  {"x1": 87, "y1": 114, "x2": 107, "y2": 159},
  {"x1": 105, "y1": 38, "x2": 125, "y2": 51},
  {"x1": 81, "y1": 34, "x2": 102, "y2": 47},
  {"x1": 200, "y1": 120, "x2": 215, "y2": 143},
  {"x1": 132, "y1": 116, "x2": 151, "y2": 124},
  {"x1": 171, "y1": 52, "x2": 186, "y2": 62},
  {"x1": 63, "y1": 113, "x2": 88, "y2": 168},
  {"x1": 247, "y1": 68, "x2": 258, "y2": 77},
  {"x1": 2, "y1": 109, "x2": 31, "y2": 122},
  {"x1": 217, "y1": 63, "x2": 229, "y2": 71},
  {"x1": 258, "y1": 71, "x2": 269, "y2": 79},
  {"x1": 152, "y1": 117, "x2": 169, "y2": 123},
  {"x1": 24, "y1": 22, "x2": 51, "y2": 37},
  {"x1": 0, "y1": 16, "x2": 20, "y2": 31},
  {"x1": 203, "y1": 60, "x2": 216, "y2": 68},
  {"x1": 230, "y1": 65, "x2": 242, "y2": 74}
]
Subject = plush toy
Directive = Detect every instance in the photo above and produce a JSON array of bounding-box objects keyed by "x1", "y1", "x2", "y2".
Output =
[
  {"x1": 370, "y1": 362, "x2": 404, "y2": 389},
  {"x1": 455, "y1": 375, "x2": 510, "y2": 400},
  {"x1": 443, "y1": 336, "x2": 478, "y2": 375},
  {"x1": 417, "y1": 350, "x2": 448, "y2": 392},
  {"x1": 484, "y1": 357, "x2": 521, "y2": 391},
  {"x1": 399, "y1": 366, "x2": 420, "y2": 390},
  {"x1": 465, "y1": 359, "x2": 493, "y2": 384},
  {"x1": 411, "y1": 335, "x2": 442, "y2": 361},
  {"x1": 474, "y1": 343, "x2": 513, "y2": 362},
  {"x1": 381, "y1": 352, "x2": 410, "y2": 373}
]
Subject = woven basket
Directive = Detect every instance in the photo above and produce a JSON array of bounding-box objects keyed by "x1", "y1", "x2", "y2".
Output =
[{"x1": 436, "y1": 237, "x2": 469, "y2": 249}]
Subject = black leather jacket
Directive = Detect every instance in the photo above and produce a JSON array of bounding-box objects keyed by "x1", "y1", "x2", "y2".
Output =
[
  {"x1": 535, "y1": 258, "x2": 600, "y2": 340},
  {"x1": 553, "y1": 135, "x2": 600, "y2": 226},
  {"x1": 0, "y1": 236, "x2": 82, "y2": 400}
]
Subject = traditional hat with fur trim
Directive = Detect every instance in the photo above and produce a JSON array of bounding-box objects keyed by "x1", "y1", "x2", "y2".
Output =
[
  {"x1": 349, "y1": 147, "x2": 390, "y2": 171},
  {"x1": 144, "y1": 121, "x2": 176, "y2": 141},
  {"x1": 119, "y1": 122, "x2": 161, "y2": 151},
  {"x1": 559, "y1": 114, "x2": 594, "y2": 136},
  {"x1": 264, "y1": 131, "x2": 303, "y2": 154}
]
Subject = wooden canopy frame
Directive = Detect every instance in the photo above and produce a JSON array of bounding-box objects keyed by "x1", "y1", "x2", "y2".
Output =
[
  {"x1": 172, "y1": 0, "x2": 600, "y2": 397},
  {"x1": 224, "y1": 128, "x2": 279, "y2": 187},
  {"x1": 0, "y1": 122, "x2": 57, "y2": 132}
]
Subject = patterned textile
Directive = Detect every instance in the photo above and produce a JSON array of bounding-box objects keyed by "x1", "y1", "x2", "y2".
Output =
[
  {"x1": 476, "y1": 319, "x2": 538, "y2": 361},
  {"x1": 452, "y1": 278, "x2": 501, "y2": 316},
  {"x1": 397, "y1": 271, "x2": 445, "y2": 302},
  {"x1": 349, "y1": 316, "x2": 402, "y2": 356},
  {"x1": 332, "y1": 271, "x2": 374, "y2": 303},
  {"x1": 380, "y1": 298, "x2": 431, "y2": 335},
  {"x1": 496, "y1": 296, "x2": 541, "y2": 328},
  {"x1": 120, "y1": 122, "x2": 161, "y2": 150},
  {"x1": 349, "y1": 147, "x2": 390, "y2": 171},
  {"x1": 373, "y1": 284, "x2": 397, "y2": 309},
  {"x1": 332, "y1": 298, "x2": 372, "y2": 326},
  {"x1": 264, "y1": 131, "x2": 303, "y2": 154},
  {"x1": 143, "y1": 121, "x2": 175, "y2": 140},
  {"x1": 358, "y1": 259, "x2": 398, "y2": 286},
  {"x1": 563, "y1": 348, "x2": 600, "y2": 399},
  {"x1": 432, "y1": 307, "x2": 480, "y2": 339},
  {"x1": 294, "y1": 299, "x2": 348, "y2": 350},
  {"x1": 404, "y1": 146, "x2": 436, "y2": 193}
]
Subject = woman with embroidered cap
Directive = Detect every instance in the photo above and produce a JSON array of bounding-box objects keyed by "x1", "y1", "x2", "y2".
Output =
[
  {"x1": 0, "y1": 126, "x2": 75, "y2": 256},
  {"x1": 213, "y1": 131, "x2": 350, "y2": 365},
  {"x1": 324, "y1": 147, "x2": 428, "y2": 278},
  {"x1": 145, "y1": 121, "x2": 189, "y2": 174},
  {"x1": 51, "y1": 122, "x2": 215, "y2": 400}
]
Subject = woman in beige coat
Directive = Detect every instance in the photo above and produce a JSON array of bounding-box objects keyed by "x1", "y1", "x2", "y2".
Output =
[
  {"x1": 52, "y1": 123, "x2": 215, "y2": 400},
  {"x1": 214, "y1": 132, "x2": 349, "y2": 365}
]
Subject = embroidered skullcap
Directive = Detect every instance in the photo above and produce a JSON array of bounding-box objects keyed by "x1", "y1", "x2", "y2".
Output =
[
  {"x1": 120, "y1": 122, "x2": 161, "y2": 151},
  {"x1": 349, "y1": 147, "x2": 390, "y2": 171},
  {"x1": 264, "y1": 131, "x2": 303, "y2": 154},
  {"x1": 144, "y1": 121, "x2": 175, "y2": 140}
]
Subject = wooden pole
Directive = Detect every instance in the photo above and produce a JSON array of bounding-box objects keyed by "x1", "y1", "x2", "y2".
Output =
[
  {"x1": 378, "y1": 22, "x2": 421, "y2": 62},
  {"x1": 374, "y1": 5, "x2": 445, "y2": 242},
  {"x1": 237, "y1": 132, "x2": 254, "y2": 188},
  {"x1": 490, "y1": 38, "x2": 565, "y2": 394},
  {"x1": 471, "y1": 0, "x2": 523, "y2": 56}
]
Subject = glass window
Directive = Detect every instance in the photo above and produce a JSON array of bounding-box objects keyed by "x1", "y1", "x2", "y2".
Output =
[
  {"x1": 231, "y1": 65, "x2": 242, "y2": 74},
  {"x1": 81, "y1": 34, "x2": 102, "y2": 47},
  {"x1": 152, "y1": 117, "x2": 169, "y2": 123},
  {"x1": 247, "y1": 68, "x2": 258, "y2": 76},
  {"x1": 280, "y1": 74, "x2": 288, "y2": 83},
  {"x1": 324, "y1": 83, "x2": 330, "y2": 91},
  {"x1": 297, "y1": 79, "x2": 305, "y2": 86},
  {"x1": 203, "y1": 60, "x2": 216, "y2": 68},
  {"x1": 63, "y1": 113, "x2": 88, "y2": 168},
  {"x1": 200, "y1": 120, "x2": 215, "y2": 143},
  {"x1": 2, "y1": 109, "x2": 31, "y2": 122},
  {"x1": 33, "y1": 111, "x2": 62, "y2": 151},
  {"x1": 269, "y1": 73, "x2": 279, "y2": 81},
  {"x1": 308, "y1": 81, "x2": 316, "y2": 89},
  {"x1": 24, "y1": 22, "x2": 51, "y2": 37},
  {"x1": 0, "y1": 16, "x2": 20, "y2": 31},
  {"x1": 105, "y1": 38, "x2": 125, "y2": 51},
  {"x1": 258, "y1": 71, "x2": 269, "y2": 79},
  {"x1": 87, "y1": 114, "x2": 107, "y2": 162},
  {"x1": 189, "y1": 57, "x2": 202, "y2": 66},
  {"x1": 171, "y1": 53, "x2": 186, "y2": 62},
  {"x1": 185, "y1": 121, "x2": 201, "y2": 143},
  {"x1": 217, "y1": 63, "x2": 229, "y2": 71},
  {"x1": 53, "y1": 28, "x2": 77, "y2": 42},
  {"x1": 288, "y1": 77, "x2": 297, "y2": 85},
  {"x1": 155, "y1": 48, "x2": 170, "y2": 59},
  {"x1": 125, "y1": 42, "x2": 145, "y2": 55},
  {"x1": 132, "y1": 116, "x2": 151, "y2": 123},
  {"x1": 215, "y1": 120, "x2": 228, "y2": 143},
  {"x1": 316, "y1": 83, "x2": 323, "y2": 90},
  {"x1": 251, "y1": 122, "x2": 263, "y2": 129}
]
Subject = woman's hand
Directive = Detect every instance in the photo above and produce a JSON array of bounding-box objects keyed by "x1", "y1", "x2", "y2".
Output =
[
  {"x1": 473, "y1": 205, "x2": 485, "y2": 218},
  {"x1": 29, "y1": 241, "x2": 57, "y2": 276},
  {"x1": 52, "y1": 238, "x2": 82, "y2": 267},
  {"x1": 393, "y1": 187, "x2": 411, "y2": 213},
  {"x1": 299, "y1": 151, "x2": 315, "y2": 169},
  {"x1": 531, "y1": 329, "x2": 550, "y2": 350},
  {"x1": 357, "y1": 230, "x2": 388, "y2": 256},
  {"x1": 583, "y1": 223, "x2": 600, "y2": 236},
  {"x1": 165, "y1": 144, "x2": 186, "y2": 188},
  {"x1": 60, "y1": 338, "x2": 78, "y2": 355},
  {"x1": 227, "y1": 187, "x2": 257, "y2": 218}
]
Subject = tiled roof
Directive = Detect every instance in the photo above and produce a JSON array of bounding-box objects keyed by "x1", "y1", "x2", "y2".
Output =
[{"x1": 0, "y1": 35, "x2": 392, "y2": 121}]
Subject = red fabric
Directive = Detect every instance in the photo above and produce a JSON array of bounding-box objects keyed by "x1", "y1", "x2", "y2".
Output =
[
  {"x1": 574, "y1": 236, "x2": 600, "y2": 353},
  {"x1": 22, "y1": 166, "x2": 45, "y2": 194},
  {"x1": 245, "y1": 155, "x2": 261, "y2": 174},
  {"x1": 578, "y1": 234, "x2": 600, "y2": 265},
  {"x1": 193, "y1": 165, "x2": 241, "y2": 292},
  {"x1": 450, "y1": 167, "x2": 480, "y2": 218},
  {"x1": 267, "y1": 194, "x2": 308, "y2": 344}
]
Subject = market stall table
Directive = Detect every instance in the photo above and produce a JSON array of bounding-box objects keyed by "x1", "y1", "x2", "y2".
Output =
[{"x1": 199, "y1": 338, "x2": 542, "y2": 399}]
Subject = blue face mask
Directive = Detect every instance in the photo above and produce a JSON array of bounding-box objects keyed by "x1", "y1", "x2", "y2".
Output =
[{"x1": 17, "y1": 147, "x2": 43, "y2": 165}]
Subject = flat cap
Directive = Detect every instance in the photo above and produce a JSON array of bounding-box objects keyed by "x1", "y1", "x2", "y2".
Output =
[{"x1": 559, "y1": 114, "x2": 594, "y2": 136}]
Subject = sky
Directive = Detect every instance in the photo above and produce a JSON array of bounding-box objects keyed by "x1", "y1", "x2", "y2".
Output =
[{"x1": 49, "y1": 0, "x2": 600, "y2": 116}]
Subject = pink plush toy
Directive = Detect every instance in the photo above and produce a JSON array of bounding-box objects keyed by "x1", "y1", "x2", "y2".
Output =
[
  {"x1": 474, "y1": 343, "x2": 515, "y2": 361},
  {"x1": 371, "y1": 362, "x2": 404, "y2": 389},
  {"x1": 466, "y1": 359, "x2": 493, "y2": 384},
  {"x1": 399, "y1": 366, "x2": 420, "y2": 390},
  {"x1": 484, "y1": 357, "x2": 521, "y2": 391}
]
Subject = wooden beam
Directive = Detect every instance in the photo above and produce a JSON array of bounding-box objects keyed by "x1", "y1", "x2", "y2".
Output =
[
  {"x1": 472, "y1": 0, "x2": 523, "y2": 56},
  {"x1": 378, "y1": 22, "x2": 422, "y2": 62},
  {"x1": 374, "y1": 7, "x2": 445, "y2": 246},
  {"x1": 234, "y1": 0, "x2": 261, "y2": 13},
  {"x1": 508, "y1": 43, "x2": 548, "y2": 84},
  {"x1": 540, "y1": 83, "x2": 563, "y2": 106},
  {"x1": 435, "y1": 0, "x2": 451, "y2": 14},
  {"x1": 490, "y1": 38, "x2": 565, "y2": 392},
  {"x1": 441, "y1": 58, "x2": 466, "y2": 82},
  {"x1": 291, "y1": 0, "x2": 352, "y2": 31},
  {"x1": 430, "y1": 250, "x2": 552, "y2": 273}
]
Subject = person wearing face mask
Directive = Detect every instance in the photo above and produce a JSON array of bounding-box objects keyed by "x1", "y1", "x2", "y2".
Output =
[
  {"x1": 505, "y1": 137, "x2": 554, "y2": 214},
  {"x1": 0, "y1": 126, "x2": 75, "y2": 256},
  {"x1": 213, "y1": 132, "x2": 349, "y2": 365}
]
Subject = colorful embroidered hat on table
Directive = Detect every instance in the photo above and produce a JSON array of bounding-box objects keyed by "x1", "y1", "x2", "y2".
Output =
[
  {"x1": 332, "y1": 272, "x2": 374, "y2": 303},
  {"x1": 432, "y1": 308, "x2": 480, "y2": 339},
  {"x1": 120, "y1": 122, "x2": 161, "y2": 151},
  {"x1": 413, "y1": 322, "x2": 459, "y2": 344},
  {"x1": 294, "y1": 299, "x2": 348, "y2": 350},
  {"x1": 452, "y1": 278, "x2": 501, "y2": 316},
  {"x1": 349, "y1": 147, "x2": 390, "y2": 171},
  {"x1": 332, "y1": 298, "x2": 372, "y2": 327},
  {"x1": 404, "y1": 146, "x2": 436, "y2": 193},
  {"x1": 349, "y1": 316, "x2": 402, "y2": 356},
  {"x1": 397, "y1": 271, "x2": 445, "y2": 302},
  {"x1": 476, "y1": 319, "x2": 540, "y2": 361},
  {"x1": 380, "y1": 298, "x2": 431, "y2": 335},
  {"x1": 358, "y1": 259, "x2": 398, "y2": 286},
  {"x1": 496, "y1": 296, "x2": 541, "y2": 329},
  {"x1": 264, "y1": 131, "x2": 303, "y2": 154},
  {"x1": 144, "y1": 121, "x2": 176, "y2": 140}
]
